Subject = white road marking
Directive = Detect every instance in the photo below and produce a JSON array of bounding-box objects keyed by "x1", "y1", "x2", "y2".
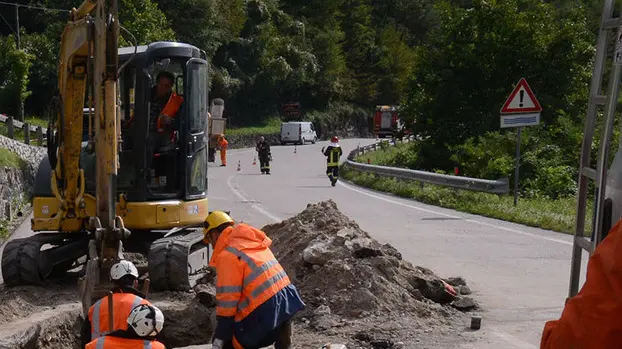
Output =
[
  {"x1": 337, "y1": 180, "x2": 572, "y2": 246},
  {"x1": 226, "y1": 175, "x2": 282, "y2": 222}
]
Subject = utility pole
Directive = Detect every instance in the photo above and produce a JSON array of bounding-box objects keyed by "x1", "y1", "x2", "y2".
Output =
[{"x1": 15, "y1": 3, "x2": 23, "y2": 121}]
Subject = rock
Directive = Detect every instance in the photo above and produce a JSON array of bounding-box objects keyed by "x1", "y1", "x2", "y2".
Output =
[
  {"x1": 312, "y1": 315, "x2": 340, "y2": 330},
  {"x1": 445, "y1": 277, "x2": 467, "y2": 287},
  {"x1": 353, "y1": 331, "x2": 373, "y2": 342},
  {"x1": 314, "y1": 304, "x2": 332, "y2": 316},
  {"x1": 302, "y1": 239, "x2": 337, "y2": 265},
  {"x1": 459, "y1": 285, "x2": 472, "y2": 295},
  {"x1": 451, "y1": 297, "x2": 478, "y2": 311},
  {"x1": 370, "y1": 339, "x2": 394, "y2": 348},
  {"x1": 352, "y1": 246, "x2": 384, "y2": 258},
  {"x1": 351, "y1": 288, "x2": 378, "y2": 310},
  {"x1": 194, "y1": 284, "x2": 216, "y2": 307}
]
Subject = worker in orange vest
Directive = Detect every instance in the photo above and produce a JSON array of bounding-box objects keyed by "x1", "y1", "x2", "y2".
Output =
[
  {"x1": 80, "y1": 260, "x2": 152, "y2": 348},
  {"x1": 85, "y1": 304, "x2": 166, "y2": 349},
  {"x1": 202, "y1": 211, "x2": 305, "y2": 349},
  {"x1": 218, "y1": 134, "x2": 228, "y2": 167},
  {"x1": 540, "y1": 218, "x2": 622, "y2": 349}
]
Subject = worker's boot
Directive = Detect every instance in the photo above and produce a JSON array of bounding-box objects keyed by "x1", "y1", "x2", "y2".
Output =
[{"x1": 273, "y1": 320, "x2": 292, "y2": 349}]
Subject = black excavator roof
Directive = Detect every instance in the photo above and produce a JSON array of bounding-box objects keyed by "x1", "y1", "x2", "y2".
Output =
[{"x1": 118, "y1": 41, "x2": 206, "y2": 63}]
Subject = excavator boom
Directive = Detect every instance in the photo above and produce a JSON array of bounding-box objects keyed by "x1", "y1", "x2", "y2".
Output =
[{"x1": 49, "y1": 0, "x2": 126, "y2": 313}]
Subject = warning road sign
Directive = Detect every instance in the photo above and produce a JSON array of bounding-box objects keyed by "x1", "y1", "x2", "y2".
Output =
[{"x1": 500, "y1": 78, "x2": 542, "y2": 114}]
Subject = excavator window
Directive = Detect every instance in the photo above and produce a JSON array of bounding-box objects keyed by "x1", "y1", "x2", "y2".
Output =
[{"x1": 147, "y1": 60, "x2": 185, "y2": 195}]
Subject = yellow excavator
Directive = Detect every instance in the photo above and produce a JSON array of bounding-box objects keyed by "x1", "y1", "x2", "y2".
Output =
[{"x1": 1, "y1": 0, "x2": 213, "y2": 312}]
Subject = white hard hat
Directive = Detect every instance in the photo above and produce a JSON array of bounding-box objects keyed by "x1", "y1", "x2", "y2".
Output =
[
  {"x1": 127, "y1": 304, "x2": 165, "y2": 337},
  {"x1": 109, "y1": 260, "x2": 139, "y2": 281}
]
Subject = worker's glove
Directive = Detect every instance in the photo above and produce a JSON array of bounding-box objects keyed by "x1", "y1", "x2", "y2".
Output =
[
  {"x1": 212, "y1": 338, "x2": 224, "y2": 349},
  {"x1": 159, "y1": 114, "x2": 172, "y2": 124}
]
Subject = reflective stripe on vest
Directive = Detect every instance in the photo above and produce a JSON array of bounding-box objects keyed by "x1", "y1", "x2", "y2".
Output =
[
  {"x1": 91, "y1": 336, "x2": 157, "y2": 349},
  {"x1": 328, "y1": 148, "x2": 340, "y2": 166},
  {"x1": 90, "y1": 294, "x2": 144, "y2": 339},
  {"x1": 219, "y1": 246, "x2": 290, "y2": 318}
]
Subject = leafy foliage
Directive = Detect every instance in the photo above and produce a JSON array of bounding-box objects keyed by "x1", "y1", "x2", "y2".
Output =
[{"x1": 0, "y1": 0, "x2": 612, "y2": 202}]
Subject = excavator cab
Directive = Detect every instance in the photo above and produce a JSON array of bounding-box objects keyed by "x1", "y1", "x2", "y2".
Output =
[{"x1": 2, "y1": 42, "x2": 212, "y2": 292}]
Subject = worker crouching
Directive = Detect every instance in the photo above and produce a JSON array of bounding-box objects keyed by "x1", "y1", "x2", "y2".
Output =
[
  {"x1": 203, "y1": 211, "x2": 305, "y2": 349},
  {"x1": 81, "y1": 260, "x2": 153, "y2": 348},
  {"x1": 85, "y1": 304, "x2": 166, "y2": 349}
]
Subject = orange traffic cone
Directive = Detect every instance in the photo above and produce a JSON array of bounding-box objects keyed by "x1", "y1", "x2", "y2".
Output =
[
  {"x1": 237, "y1": 160, "x2": 241, "y2": 171},
  {"x1": 253, "y1": 157, "x2": 256, "y2": 166}
]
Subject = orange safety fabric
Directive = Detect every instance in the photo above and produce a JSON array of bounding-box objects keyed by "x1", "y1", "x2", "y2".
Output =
[
  {"x1": 540, "y1": 218, "x2": 622, "y2": 349},
  {"x1": 156, "y1": 92, "x2": 184, "y2": 132},
  {"x1": 219, "y1": 137, "x2": 228, "y2": 165},
  {"x1": 209, "y1": 223, "x2": 291, "y2": 322},
  {"x1": 85, "y1": 336, "x2": 165, "y2": 349},
  {"x1": 88, "y1": 293, "x2": 151, "y2": 340}
]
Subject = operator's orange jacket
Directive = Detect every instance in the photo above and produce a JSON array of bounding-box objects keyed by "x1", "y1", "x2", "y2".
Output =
[
  {"x1": 156, "y1": 92, "x2": 183, "y2": 132},
  {"x1": 87, "y1": 292, "x2": 151, "y2": 340},
  {"x1": 209, "y1": 223, "x2": 304, "y2": 349},
  {"x1": 85, "y1": 336, "x2": 165, "y2": 349},
  {"x1": 540, "y1": 218, "x2": 622, "y2": 349}
]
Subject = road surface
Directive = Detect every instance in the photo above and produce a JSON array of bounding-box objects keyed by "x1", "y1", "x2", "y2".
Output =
[
  {"x1": 0, "y1": 138, "x2": 589, "y2": 349},
  {"x1": 206, "y1": 138, "x2": 588, "y2": 349}
]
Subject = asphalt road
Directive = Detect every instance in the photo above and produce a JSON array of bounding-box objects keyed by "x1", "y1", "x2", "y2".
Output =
[
  {"x1": 207, "y1": 138, "x2": 589, "y2": 349},
  {"x1": 0, "y1": 138, "x2": 589, "y2": 349}
]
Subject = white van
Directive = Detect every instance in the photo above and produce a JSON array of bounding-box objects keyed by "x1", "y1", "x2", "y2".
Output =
[{"x1": 280, "y1": 121, "x2": 317, "y2": 145}]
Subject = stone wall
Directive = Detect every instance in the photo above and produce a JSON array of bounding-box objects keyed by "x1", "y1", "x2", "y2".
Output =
[{"x1": 0, "y1": 136, "x2": 46, "y2": 221}]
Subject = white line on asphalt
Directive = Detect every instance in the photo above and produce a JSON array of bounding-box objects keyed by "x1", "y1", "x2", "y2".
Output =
[
  {"x1": 337, "y1": 180, "x2": 572, "y2": 246},
  {"x1": 226, "y1": 175, "x2": 282, "y2": 222}
]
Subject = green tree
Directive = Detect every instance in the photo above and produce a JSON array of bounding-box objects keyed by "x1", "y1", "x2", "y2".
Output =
[
  {"x1": 403, "y1": 0, "x2": 594, "y2": 170},
  {"x1": 0, "y1": 35, "x2": 34, "y2": 119}
]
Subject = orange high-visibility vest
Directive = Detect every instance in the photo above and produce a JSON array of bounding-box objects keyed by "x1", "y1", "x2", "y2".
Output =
[
  {"x1": 88, "y1": 293, "x2": 151, "y2": 340},
  {"x1": 85, "y1": 336, "x2": 166, "y2": 349},
  {"x1": 210, "y1": 224, "x2": 291, "y2": 322},
  {"x1": 156, "y1": 92, "x2": 184, "y2": 132},
  {"x1": 540, "y1": 219, "x2": 622, "y2": 349}
]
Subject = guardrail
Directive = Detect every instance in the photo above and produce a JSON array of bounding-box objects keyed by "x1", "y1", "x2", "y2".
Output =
[
  {"x1": 343, "y1": 135, "x2": 510, "y2": 194},
  {"x1": 0, "y1": 114, "x2": 47, "y2": 146}
]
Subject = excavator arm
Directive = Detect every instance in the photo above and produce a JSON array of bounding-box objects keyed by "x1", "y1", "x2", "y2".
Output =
[{"x1": 41, "y1": 0, "x2": 128, "y2": 315}]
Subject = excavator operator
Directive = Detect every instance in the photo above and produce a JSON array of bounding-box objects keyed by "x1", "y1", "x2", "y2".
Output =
[
  {"x1": 146, "y1": 71, "x2": 184, "y2": 187},
  {"x1": 540, "y1": 217, "x2": 622, "y2": 348},
  {"x1": 81, "y1": 260, "x2": 153, "y2": 348}
]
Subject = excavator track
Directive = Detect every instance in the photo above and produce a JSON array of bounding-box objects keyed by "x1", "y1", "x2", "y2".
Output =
[
  {"x1": 1, "y1": 233, "x2": 88, "y2": 286},
  {"x1": 147, "y1": 228, "x2": 209, "y2": 291}
]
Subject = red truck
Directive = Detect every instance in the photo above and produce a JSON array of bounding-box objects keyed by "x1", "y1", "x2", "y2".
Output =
[{"x1": 373, "y1": 105, "x2": 408, "y2": 139}]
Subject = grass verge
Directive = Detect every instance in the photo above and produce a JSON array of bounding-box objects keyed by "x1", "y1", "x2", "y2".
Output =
[
  {"x1": 0, "y1": 148, "x2": 25, "y2": 168},
  {"x1": 227, "y1": 117, "x2": 281, "y2": 137},
  {"x1": 341, "y1": 167, "x2": 592, "y2": 235}
]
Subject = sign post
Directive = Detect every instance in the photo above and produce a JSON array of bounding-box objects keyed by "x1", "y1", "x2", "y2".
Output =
[{"x1": 500, "y1": 78, "x2": 543, "y2": 206}]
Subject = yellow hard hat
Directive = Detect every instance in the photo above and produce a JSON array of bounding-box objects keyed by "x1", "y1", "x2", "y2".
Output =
[{"x1": 203, "y1": 211, "x2": 234, "y2": 233}]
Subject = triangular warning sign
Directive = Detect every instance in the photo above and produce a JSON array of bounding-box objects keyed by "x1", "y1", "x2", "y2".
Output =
[{"x1": 500, "y1": 78, "x2": 542, "y2": 114}]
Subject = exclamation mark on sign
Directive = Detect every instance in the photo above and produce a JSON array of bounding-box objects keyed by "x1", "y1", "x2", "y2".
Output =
[{"x1": 519, "y1": 90, "x2": 525, "y2": 108}]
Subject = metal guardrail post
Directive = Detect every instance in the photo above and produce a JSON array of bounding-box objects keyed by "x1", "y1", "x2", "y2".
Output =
[
  {"x1": 23, "y1": 122, "x2": 30, "y2": 144},
  {"x1": 7, "y1": 116, "x2": 14, "y2": 139},
  {"x1": 36, "y1": 126, "x2": 44, "y2": 145}
]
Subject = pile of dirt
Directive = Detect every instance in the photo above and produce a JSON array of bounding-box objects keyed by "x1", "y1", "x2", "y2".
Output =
[{"x1": 262, "y1": 200, "x2": 478, "y2": 336}]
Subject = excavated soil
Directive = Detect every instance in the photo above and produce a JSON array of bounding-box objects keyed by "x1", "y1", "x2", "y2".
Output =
[{"x1": 0, "y1": 200, "x2": 479, "y2": 349}]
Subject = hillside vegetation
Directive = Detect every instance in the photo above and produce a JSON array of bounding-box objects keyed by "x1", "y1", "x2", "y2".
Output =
[{"x1": 0, "y1": 0, "x2": 612, "y2": 200}]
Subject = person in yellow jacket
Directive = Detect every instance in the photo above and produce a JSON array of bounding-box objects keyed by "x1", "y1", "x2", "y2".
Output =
[
  {"x1": 540, "y1": 218, "x2": 622, "y2": 349},
  {"x1": 218, "y1": 134, "x2": 228, "y2": 167},
  {"x1": 202, "y1": 211, "x2": 305, "y2": 349},
  {"x1": 85, "y1": 304, "x2": 166, "y2": 349},
  {"x1": 81, "y1": 260, "x2": 152, "y2": 348}
]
